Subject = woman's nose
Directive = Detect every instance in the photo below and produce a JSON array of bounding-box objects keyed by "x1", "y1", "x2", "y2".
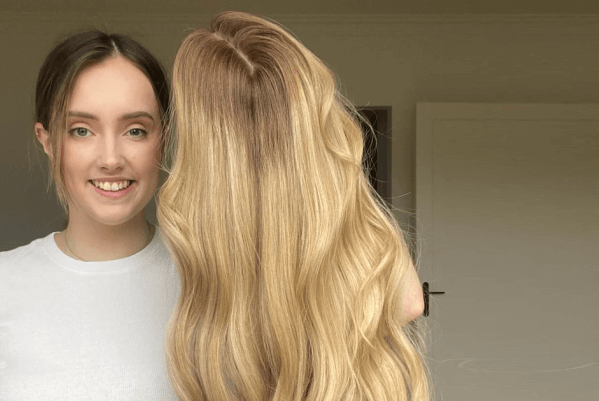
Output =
[{"x1": 98, "y1": 136, "x2": 125, "y2": 170}]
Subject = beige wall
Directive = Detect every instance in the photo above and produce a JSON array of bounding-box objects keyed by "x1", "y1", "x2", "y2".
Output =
[{"x1": 1, "y1": 13, "x2": 598, "y2": 251}]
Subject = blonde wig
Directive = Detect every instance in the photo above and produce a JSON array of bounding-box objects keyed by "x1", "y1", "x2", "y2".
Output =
[{"x1": 157, "y1": 11, "x2": 430, "y2": 401}]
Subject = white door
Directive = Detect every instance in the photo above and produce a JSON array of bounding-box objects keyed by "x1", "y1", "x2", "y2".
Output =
[{"x1": 416, "y1": 103, "x2": 599, "y2": 401}]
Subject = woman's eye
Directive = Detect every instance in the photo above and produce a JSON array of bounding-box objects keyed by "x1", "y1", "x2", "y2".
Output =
[
  {"x1": 70, "y1": 127, "x2": 90, "y2": 137},
  {"x1": 128, "y1": 128, "x2": 147, "y2": 137}
]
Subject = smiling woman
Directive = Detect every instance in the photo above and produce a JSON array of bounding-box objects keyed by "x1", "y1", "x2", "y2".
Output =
[
  {"x1": 0, "y1": 31, "x2": 179, "y2": 400},
  {"x1": 40, "y1": 56, "x2": 163, "y2": 250}
]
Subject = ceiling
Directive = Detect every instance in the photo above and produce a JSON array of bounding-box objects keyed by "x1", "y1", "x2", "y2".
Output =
[{"x1": 1, "y1": 0, "x2": 598, "y2": 15}]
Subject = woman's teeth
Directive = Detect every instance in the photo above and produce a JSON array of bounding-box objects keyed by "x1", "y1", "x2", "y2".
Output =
[{"x1": 92, "y1": 180, "x2": 132, "y2": 192}]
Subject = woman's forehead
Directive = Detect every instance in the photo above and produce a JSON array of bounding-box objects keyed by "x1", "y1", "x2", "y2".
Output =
[{"x1": 68, "y1": 57, "x2": 160, "y2": 120}]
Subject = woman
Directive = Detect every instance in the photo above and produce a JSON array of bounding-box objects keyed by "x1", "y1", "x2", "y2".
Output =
[
  {"x1": 158, "y1": 11, "x2": 430, "y2": 401},
  {"x1": 0, "y1": 31, "x2": 179, "y2": 400}
]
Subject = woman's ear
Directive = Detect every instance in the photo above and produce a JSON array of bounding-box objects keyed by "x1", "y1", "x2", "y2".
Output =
[{"x1": 35, "y1": 122, "x2": 53, "y2": 160}]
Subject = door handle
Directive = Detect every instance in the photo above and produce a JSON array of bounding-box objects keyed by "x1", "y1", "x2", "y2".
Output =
[{"x1": 422, "y1": 282, "x2": 445, "y2": 317}]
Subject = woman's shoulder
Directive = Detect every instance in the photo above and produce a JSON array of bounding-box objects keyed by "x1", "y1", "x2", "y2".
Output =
[
  {"x1": 0, "y1": 234, "x2": 52, "y2": 270},
  {"x1": 0, "y1": 233, "x2": 58, "y2": 302}
]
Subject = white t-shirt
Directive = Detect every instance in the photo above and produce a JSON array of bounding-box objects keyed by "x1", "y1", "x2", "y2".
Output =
[{"x1": 0, "y1": 226, "x2": 180, "y2": 400}]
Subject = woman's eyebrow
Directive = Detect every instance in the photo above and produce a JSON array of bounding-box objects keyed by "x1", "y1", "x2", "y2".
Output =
[
  {"x1": 67, "y1": 111, "x2": 98, "y2": 120},
  {"x1": 119, "y1": 111, "x2": 155, "y2": 121},
  {"x1": 66, "y1": 111, "x2": 156, "y2": 122}
]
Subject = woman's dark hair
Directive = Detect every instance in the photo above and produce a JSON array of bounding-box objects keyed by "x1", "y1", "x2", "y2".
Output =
[{"x1": 34, "y1": 30, "x2": 170, "y2": 222}]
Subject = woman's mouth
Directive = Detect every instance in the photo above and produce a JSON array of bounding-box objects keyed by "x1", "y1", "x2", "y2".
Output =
[
  {"x1": 90, "y1": 180, "x2": 133, "y2": 192},
  {"x1": 90, "y1": 180, "x2": 136, "y2": 198}
]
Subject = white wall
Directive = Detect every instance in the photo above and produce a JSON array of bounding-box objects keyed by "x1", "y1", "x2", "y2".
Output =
[{"x1": 1, "y1": 13, "x2": 598, "y2": 250}]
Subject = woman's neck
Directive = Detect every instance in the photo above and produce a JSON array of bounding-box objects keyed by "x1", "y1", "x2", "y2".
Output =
[{"x1": 56, "y1": 213, "x2": 155, "y2": 262}]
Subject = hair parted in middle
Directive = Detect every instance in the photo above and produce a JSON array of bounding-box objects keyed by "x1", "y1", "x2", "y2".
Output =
[
  {"x1": 157, "y1": 11, "x2": 430, "y2": 401},
  {"x1": 34, "y1": 30, "x2": 170, "y2": 225}
]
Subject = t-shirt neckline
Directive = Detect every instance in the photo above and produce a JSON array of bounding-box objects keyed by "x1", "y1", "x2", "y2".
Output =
[{"x1": 42, "y1": 225, "x2": 162, "y2": 274}]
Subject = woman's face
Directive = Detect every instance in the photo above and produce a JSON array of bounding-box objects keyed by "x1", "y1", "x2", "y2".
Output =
[{"x1": 49, "y1": 56, "x2": 161, "y2": 227}]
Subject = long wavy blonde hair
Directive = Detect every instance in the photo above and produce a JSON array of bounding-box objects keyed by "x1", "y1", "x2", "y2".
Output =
[{"x1": 157, "y1": 11, "x2": 430, "y2": 401}]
